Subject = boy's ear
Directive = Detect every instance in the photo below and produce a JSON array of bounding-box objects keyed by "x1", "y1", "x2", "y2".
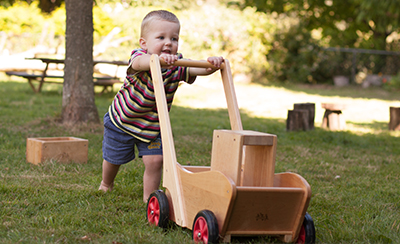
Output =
[{"x1": 139, "y1": 37, "x2": 147, "y2": 50}]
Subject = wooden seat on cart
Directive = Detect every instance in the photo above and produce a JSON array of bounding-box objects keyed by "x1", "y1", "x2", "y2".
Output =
[
  {"x1": 210, "y1": 130, "x2": 277, "y2": 187},
  {"x1": 210, "y1": 130, "x2": 310, "y2": 243}
]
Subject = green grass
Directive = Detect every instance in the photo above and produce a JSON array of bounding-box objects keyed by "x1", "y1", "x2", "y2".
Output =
[{"x1": 1, "y1": 80, "x2": 399, "y2": 243}]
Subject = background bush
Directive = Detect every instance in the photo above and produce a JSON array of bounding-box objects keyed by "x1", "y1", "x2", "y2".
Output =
[
  {"x1": 0, "y1": 1, "x2": 274, "y2": 80},
  {"x1": 2, "y1": 0, "x2": 398, "y2": 84}
]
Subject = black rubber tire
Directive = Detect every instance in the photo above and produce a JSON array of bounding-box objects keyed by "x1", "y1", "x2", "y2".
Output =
[
  {"x1": 192, "y1": 210, "x2": 219, "y2": 244},
  {"x1": 296, "y1": 212, "x2": 316, "y2": 244},
  {"x1": 146, "y1": 190, "x2": 169, "y2": 228}
]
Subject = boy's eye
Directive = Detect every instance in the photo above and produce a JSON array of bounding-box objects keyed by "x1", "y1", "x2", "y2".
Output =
[
  {"x1": 172, "y1": 37, "x2": 178, "y2": 41},
  {"x1": 158, "y1": 36, "x2": 164, "y2": 40}
]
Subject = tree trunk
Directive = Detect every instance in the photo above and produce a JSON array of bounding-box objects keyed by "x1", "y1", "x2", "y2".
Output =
[{"x1": 62, "y1": 0, "x2": 99, "y2": 124}]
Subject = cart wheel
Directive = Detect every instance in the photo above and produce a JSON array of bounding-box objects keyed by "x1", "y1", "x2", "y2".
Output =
[
  {"x1": 146, "y1": 190, "x2": 169, "y2": 228},
  {"x1": 192, "y1": 210, "x2": 219, "y2": 244},
  {"x1": 296, "y1": 212, "x2": 316, "y2": 244}
]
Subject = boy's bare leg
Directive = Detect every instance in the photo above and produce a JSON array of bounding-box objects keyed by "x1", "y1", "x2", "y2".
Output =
[
  {"x1": 142, "y1": 155, "x2": 163, "y2": 202},
  {"x1": 99, "y1": 159, "x2": 120, "y2": 192}
]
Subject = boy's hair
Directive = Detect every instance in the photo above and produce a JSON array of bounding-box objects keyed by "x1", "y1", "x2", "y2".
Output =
[{"x1": 140, "y1": 10, "x2": 180, "y2": 37}]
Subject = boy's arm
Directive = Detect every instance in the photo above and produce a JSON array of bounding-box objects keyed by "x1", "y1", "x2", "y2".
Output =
[
  {"x1": 189, "y1": 56, "x2": 224, "y2": 76},
  {"x1": 128, "y1": 54, "x2": 151, "y2": 73},
  {"x1": 128, "y1": 54, "x2": 223, "y2": 75},
  {"x1": 128, "y1": 53, "x2": 178, "y2": 73}
]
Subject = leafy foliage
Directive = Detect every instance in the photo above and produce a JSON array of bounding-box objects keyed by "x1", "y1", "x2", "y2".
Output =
[
  {"x1": 178, "y1": 4, "x2": 273, "y2": 76},
  {"x1": 0, "y1": 0, "x2": 62, "y2": 13},
  {"x1": 267, "y1": 20, "x2": 321, "y2": 83},
  {"x1": 236, "y1": 0, "x2": 400, "y2": 49},
  {"x1": 87, "y1": 2, "x2": 275, "y2": 78},
  {"x1": 233, "y1": 0, "x2": 400, "y2": 83},
  {"x1": 0, "y1": 2, "x2": 45, "y2": 35},
  {"x1": 2, "y1": 0, "x2": 399, "y2": 84},
  {"x1": 1, "y1": 1, "x2": 275, "y2": 79},
  {"x1": 383, "y1": 71, "x2": 400, "y2": 90}
]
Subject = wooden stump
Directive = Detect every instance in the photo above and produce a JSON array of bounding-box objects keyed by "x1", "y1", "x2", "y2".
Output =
[
  {"x1": 294, "y1": 103, "x2": 315, "y2": 130},
  {"x1": 321, "y1": 103, "x2": 346, "y2": 131},
  {"x1": 389, "y1": 107, "x2": 400, "y2": 131},
  {"x1": 287, "y1": 109, "x2": 309, "y2": 131}
]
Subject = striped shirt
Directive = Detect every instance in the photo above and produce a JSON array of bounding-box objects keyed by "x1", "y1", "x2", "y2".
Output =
[{"x1": 109, "y1": 49, "x2": 195, "y2": 143}]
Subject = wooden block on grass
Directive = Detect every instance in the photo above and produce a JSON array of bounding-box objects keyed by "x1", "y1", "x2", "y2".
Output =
[{"x1": 26, "y1": 137, "x2": 88, "y2": 165}]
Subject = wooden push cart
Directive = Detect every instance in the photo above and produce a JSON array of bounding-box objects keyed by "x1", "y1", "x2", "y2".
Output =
[{"x1": 146, "y1": 55, "x2": 316, "y2": 243}]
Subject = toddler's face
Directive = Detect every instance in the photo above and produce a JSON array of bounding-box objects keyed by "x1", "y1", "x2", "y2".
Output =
[{"x1": 140, "y1": 19, "x2": 180, "y2": 56}]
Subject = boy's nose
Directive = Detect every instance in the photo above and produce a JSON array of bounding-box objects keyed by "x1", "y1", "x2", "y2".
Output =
[{"x1": 165, "y1": 40, "x2": 171, "y2": 46}]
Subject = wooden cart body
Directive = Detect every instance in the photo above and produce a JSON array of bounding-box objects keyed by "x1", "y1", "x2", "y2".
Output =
[{"x1": 149, "y1": 55, "x2": 311, "y2": 242}]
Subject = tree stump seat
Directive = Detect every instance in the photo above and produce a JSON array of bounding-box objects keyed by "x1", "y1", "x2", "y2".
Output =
[
  {"x1": 286, "y1": 103, "x2": 315, "y2": 131},
  {"x1": 389, "y1": 107, "x2": 400, "y2": 131},
  {"x1": 321, "y1": 103, "x2": 347, "y2": 131}
]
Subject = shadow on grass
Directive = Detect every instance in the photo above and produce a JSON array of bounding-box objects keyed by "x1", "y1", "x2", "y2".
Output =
[
  {"x1": 0, "y1": 80, "x2": 118, "y2": 98},
  {"x1": 347, "y1": 121, "x2": 388, "y2": 131},
  {"x1": 1, "y1": 80, "x2": 398, "y2": 155},
  {"x1": 171, "y1": 106, "x2": 400, "y2": 153},
  {"x1": 258, "y1": 82, "x2": 399, "y2": 102}
]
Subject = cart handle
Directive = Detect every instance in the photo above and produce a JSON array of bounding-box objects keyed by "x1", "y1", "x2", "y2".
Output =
[
  {"x1": 156, "y1": 54, "x2": 242, "y2": 131},
  {"x1": 160, "y1": 58, "x2": 225, "y2": 69}
]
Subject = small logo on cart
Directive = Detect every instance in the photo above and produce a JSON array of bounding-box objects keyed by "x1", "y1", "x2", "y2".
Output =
[{"x1": 256, "y1": 213, "x2": 269, "y2": 221}]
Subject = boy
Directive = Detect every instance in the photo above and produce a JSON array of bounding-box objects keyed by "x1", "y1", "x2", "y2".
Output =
[{"x1": 99, "y1": 10, "x2": 223, "y2": 202}]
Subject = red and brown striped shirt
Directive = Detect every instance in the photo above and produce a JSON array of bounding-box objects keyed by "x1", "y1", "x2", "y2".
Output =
[{"x1": 109, "y1": 49, "x2": 195, "y2": 143}]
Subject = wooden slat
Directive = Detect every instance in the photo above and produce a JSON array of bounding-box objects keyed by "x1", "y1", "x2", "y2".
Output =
[
  {"x1": 210, "y1": 130, "x2": 244, "y2": 185},
  {"x1": 220, "y1": 60, "x2": 243, "y2": 130},
  {"x1": 149, "y1": 54, "x2": 187, "y2": 227},
  {"x1": 179, "y1": 168, "x2": 236, "y2": 232},
  {"x1": 223, "y1": 186, "x2": 306, "y2": 241}
]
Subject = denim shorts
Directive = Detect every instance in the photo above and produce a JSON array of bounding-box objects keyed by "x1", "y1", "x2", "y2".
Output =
[{"x1": 102, "y1": 112, "x2": 163, "y2": 165}]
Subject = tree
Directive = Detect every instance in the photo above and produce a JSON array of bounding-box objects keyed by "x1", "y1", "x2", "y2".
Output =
[
  {"x1": 237, "y1": 0, "x2": 400, "y2": 50},
  {"x1": 38, "y1": 0, "x2": 63, "y2": 13},
  {"x1": 62, "y1": 0, "x2": 99, "y2": 124}
]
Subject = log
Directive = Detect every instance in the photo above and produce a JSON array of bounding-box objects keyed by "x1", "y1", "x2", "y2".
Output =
[
  {"x1": 294, "y1": 103, "x2": 315, "y2": 130},
  {"x1": 286, "y1": 109, "x2": 309, "y2": 131},
  {"x1": 389, "y1": 107, "x2": 400, "y2": 131}
]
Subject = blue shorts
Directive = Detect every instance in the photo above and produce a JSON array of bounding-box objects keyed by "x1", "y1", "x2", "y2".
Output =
[{"x1": 102, "y1": 112, "x2": 163, "y2": 165}]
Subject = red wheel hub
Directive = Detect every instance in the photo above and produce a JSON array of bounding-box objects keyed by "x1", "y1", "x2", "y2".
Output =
[
  {"x1": 147, "y1": 196, "x2": 160, "y2": 225},
  {"x1": 193, "y1": 216, "x2": 208, "y2": 243},
  {"x1": 296, "y1": 225, "x2": 306, "y2": 243}
]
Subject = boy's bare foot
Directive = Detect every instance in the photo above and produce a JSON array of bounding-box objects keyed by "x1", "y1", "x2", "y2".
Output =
[{"x1": 98, "y1": 181, "x2": 114, "y2": 192}]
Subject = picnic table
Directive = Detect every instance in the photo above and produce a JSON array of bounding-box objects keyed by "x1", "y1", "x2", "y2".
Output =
[{"x1": 5, "y1": 57, "x2": 128, "y2": 93}]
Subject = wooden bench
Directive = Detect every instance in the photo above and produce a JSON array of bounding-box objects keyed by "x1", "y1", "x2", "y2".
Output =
[
  {"x1": 5, "y1": 71, "x2": 122, "y2": 94},
  {"x1": 321, "y1": 103, "x2": 347, "y2": 131},
  {"x1": 93, "y1": 78, "x2": 122, "y2": 94}
]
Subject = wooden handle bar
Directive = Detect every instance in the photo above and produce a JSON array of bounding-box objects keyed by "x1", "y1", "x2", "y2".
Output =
[{"x1": 160, "y1": 58, "x2": 225, "y2": 69}]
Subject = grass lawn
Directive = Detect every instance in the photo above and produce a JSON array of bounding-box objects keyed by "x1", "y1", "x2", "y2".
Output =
[{"x1": 1, "y1": 78, "x2": 399, "y2": 243}]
